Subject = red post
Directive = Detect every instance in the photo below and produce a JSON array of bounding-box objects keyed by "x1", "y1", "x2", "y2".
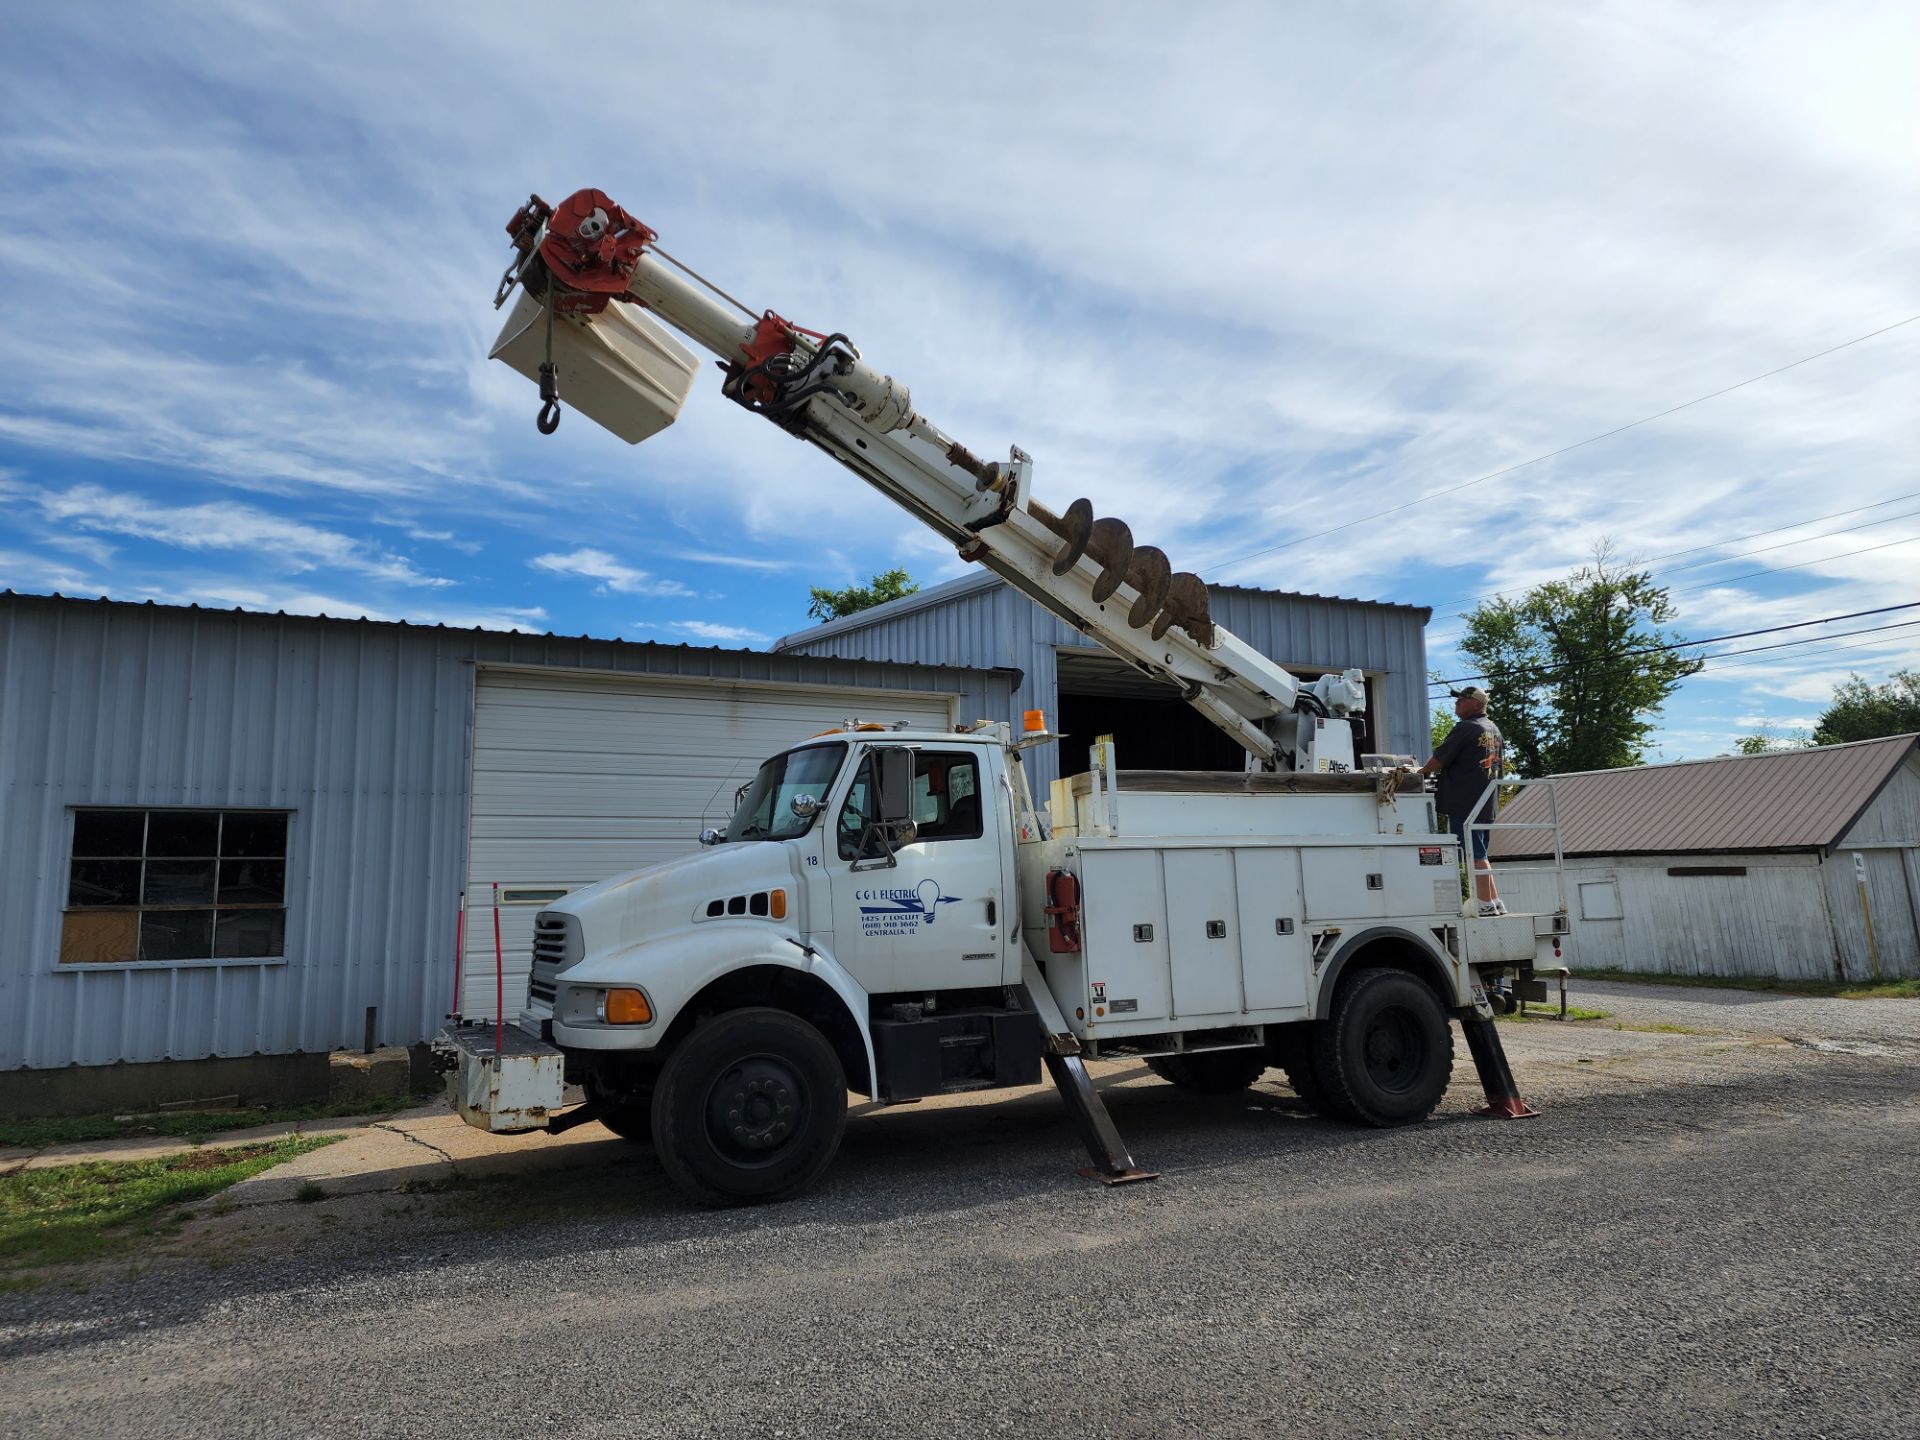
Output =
[
  {"x1": 450, "y1": 892, "x2": 466, "y2": 1019},
  {"x1": 492, "y1": 881, "x2": 505, "y2": 1059}
]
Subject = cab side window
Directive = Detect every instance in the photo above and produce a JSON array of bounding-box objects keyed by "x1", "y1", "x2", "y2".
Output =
[
  {"x1": 836, "y1": 750, "x2": 984, "y2": 861},
  {"x1": 908, "y1": 752, "x2": 983, "y2": 843}
]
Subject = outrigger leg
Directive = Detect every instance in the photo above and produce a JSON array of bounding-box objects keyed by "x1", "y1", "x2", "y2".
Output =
[
  {"x1": 1044, "y1": 1051, "x2": 1158, "y2": 1185},
  {"x1": 1021, "y1": 944, "x2": 1156, "y2": 1184},
  {"x1": 1461, "y1": 1013, "x2": 1541, "y2": 1119}
]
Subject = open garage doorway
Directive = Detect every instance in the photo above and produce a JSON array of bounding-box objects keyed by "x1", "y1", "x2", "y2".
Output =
[{"x1": 1053, "y1": 649, "x2": 1379, "y2": 777}]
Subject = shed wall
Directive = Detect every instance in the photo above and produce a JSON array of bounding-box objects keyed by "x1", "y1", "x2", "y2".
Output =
[
  {"x1": 782, "y1": 581, "x2": 1428, "y2": 794},
  {"x1": 0, "y1": 596, "x2": 1010, "y2": 1069},
  {"x1": 1496, "y1": 854, "x2": 1840, "y2": 981}
]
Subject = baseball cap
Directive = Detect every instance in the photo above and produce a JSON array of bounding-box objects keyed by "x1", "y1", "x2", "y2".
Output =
[{"x1": 1454, "y1": 685, "x2": 1489, "y2": 703}]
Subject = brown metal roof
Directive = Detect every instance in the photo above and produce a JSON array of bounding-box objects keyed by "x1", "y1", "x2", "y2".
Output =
[{"x1": 1488, "y1": 734, "x2": 1920, "y2": 860}]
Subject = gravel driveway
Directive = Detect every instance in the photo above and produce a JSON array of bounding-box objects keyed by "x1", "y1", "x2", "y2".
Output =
[{"x1": 2, "y1": 979, "x2": 1916, "y2": 1440}]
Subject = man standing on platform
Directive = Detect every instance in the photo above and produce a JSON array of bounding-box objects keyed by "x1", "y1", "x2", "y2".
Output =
[{"x1": 1420, "y1": 684, "x2": 1506, "y2": 916}]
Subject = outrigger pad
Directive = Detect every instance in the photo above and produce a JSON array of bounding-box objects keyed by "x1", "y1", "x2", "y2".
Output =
[
  {"x1": 1077, "y1": 1165, "x2": 1159, "y2": 1186},
  {"x1": 1472, "y1": 1097, "x2": 1542, "y2": 1120}
]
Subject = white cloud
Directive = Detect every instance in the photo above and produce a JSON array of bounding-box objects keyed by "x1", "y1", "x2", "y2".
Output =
[
  {"x1": 663, "y1": 619, "x2": 771, "y2": 647},
  {"x1": 2, "y1": 2, "x2": 1915, "y2": 753},
  {"x1": 529, "y1": 548, "x2": 693, "y2": 597},
  {"x1": 35, "y1": 485, "x2": 452, "y2": 587}
]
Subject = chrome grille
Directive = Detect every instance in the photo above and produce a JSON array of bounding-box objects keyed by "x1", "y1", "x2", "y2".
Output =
[{"x1": 528, "y1": 911, "x2": 582, "y2": 1006}]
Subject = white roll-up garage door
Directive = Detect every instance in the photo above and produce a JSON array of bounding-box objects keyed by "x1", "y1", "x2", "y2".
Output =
[{"x1": 460, "y1": 668, "x2": 955, "y2": 1017}]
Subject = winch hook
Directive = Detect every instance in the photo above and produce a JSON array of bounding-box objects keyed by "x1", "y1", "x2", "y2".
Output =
[{"x1": 536, "y1": 360, "x2": 562, "y2": 434}]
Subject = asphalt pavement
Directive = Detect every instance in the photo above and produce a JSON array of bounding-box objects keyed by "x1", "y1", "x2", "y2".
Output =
[{"x1": 3, "y1": 981, "x2": 1917, "y2": 1440}]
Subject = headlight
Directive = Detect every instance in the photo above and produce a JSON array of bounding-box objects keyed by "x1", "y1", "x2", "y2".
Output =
[{"x1": 560, "y1": 985, "x2": 653, "y2": 1026}]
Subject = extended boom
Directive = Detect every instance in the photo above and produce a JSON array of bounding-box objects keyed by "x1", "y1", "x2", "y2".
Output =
[{"x1": 489, "y1": 189, "x2": 1368, "y2": 771}]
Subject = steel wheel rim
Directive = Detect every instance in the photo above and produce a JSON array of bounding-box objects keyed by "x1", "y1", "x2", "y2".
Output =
[
  {"x1": 1361, "y1": 1006, "x2": 1425, "y2": 1094},
  {"x1": 703, "y1": 1051, "x2": 810, "y2": 1168}
]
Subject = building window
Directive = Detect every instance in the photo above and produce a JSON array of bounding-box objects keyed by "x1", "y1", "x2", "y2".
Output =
[{"x1": 61, "y1": 809, "x2": 290, "y2": 964}]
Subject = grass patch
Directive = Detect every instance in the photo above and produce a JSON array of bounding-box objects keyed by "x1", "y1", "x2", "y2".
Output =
[
  {"x1": 1498, "y1": 1005, "x2": 1612, "y2": 1024},
  {"x1": 0, "y1": 1135, "x2": 337, "y2": 1273},
  {"x1": 1571, "y1": 968, "x2": 1920, "y2": 1001},
  {"x1": 0, "y1": 1089, "x2": 430, "y2": 1151}
]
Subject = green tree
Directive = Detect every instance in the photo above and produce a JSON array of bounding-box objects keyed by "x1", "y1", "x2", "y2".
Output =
[
  {"x1": 806, "y1": 567, "x2": 919, "y2": 623},
  {"x1": 1455, "y1": 548, "x2": 1702, "y2": 776},
  {"x1": 1729, "y1": 723, "x2": 1811, "y2": 756},
  {"x1": 1431, "y1": 706, "x2": 1454, "y2": 752},
  {"x1": 1812, "y1": 669, "x2": 1920, "y2": 745}
]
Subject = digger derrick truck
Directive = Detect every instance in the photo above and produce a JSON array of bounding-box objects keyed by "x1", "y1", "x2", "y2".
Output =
[{"x1": 437, "y1": 188, "x2": 1569, "y2": 1207}]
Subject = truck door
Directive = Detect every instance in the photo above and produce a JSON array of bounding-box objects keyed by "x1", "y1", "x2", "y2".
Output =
[{"x1": 828, "y1": 746, "x2": 1007, "y2": 995}]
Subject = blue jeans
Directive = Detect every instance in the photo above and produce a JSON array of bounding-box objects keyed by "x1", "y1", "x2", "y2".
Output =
[{"x1": 1450, "y1": 812, "x2": 1490, "y2": 862}]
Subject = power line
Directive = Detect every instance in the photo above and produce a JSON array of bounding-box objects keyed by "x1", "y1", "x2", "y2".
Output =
[
  {"x1": 1427, "y1": 600, "x2": 1920, "y2": 690},
  {"x1": 1431, "y1": 618, "x2": 1920, "y2": 691},
  {"x1": 1695, "y1": 630, "x2": 1920, "y2": 675},
  {"x1": 1427, "y1": 489, "x2": 1920, "y2": 613},
  {"x1": 1666, "y1": 532, "x2": 1920, "y2": 596},
  {"x1": 1634, "y1": 505, "x2": 1920, "y2": 580},
  {"x1": 1209, "y1": 313, "x2": 1920, "y2": 574}
]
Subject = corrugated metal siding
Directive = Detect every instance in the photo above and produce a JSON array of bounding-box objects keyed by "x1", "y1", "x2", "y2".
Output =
[
  {"x1": 0, "y1": 595, "x2": 1012, "y2": 1069},
  {"x1": 1491, "y1": 735, "x2": 1919, "y2": 859},
  {"x1": 781, "y1": 579, "x2": 1428, "y2": 796}
]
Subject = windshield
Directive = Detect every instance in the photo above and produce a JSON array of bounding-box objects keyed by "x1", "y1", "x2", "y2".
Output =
[{"x1": 724, "y1": 743, "x2": 846, "y2": 842}]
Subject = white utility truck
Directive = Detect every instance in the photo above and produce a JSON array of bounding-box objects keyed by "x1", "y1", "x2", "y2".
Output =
[{"x1": 439, "y1": 189, "x2": 1568, "y2": 1206}]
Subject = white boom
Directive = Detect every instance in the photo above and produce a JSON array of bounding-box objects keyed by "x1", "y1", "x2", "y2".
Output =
[{"x1": 488, "y1": 189, "x2": 1368, "y2": 770}]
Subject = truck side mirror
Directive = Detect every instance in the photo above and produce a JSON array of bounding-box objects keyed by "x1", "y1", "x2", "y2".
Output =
[{"x1": 876, "y1": 747, "x2": 915, "y2": 825}]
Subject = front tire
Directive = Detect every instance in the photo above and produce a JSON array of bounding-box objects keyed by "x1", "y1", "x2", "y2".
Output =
[
  {"x1": 651, "y1": 1008, "x2": 847, "y2": 1207},
  {"x1": 1311, "y1": 968, "x2": 1453, "y2": 1126}
]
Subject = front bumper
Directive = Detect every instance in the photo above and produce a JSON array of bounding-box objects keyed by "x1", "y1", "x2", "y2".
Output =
[{"x1": 434, "y1": 1020, "x2": 566, "y2": 1133}]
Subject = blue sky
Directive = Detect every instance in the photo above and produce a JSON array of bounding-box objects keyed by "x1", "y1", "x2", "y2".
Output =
[{"x1": 1, "y1": 3, "x2": 1914, "y2": 757}]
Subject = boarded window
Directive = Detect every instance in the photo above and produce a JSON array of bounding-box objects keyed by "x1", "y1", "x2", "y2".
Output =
[
  {"x1": 61, "y1": 809, "x2": 290, "y2": 964},
  {"x1": 1578, "y1": 879, "x2": 1623, "y2": 921},
  {"x1": 1667, "y1": 865, "x2": 1748, "y2": 878}
]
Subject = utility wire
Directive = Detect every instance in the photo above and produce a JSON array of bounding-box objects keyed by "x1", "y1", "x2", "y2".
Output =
[
  {"x1": 1427, "y1": 489, "x2": 1920, "y2": 613},
  {"x1": 1209, "y1": 313, "x2": 1920, "y2": 574},
  {"x1": 1666, "y1": 532, "x2": 1920, "y2": 596},
  {"x1": 1429, "y1": 617, "x2": 1920, "y2": 692},
  {"x1": 1650, "y1": 505, "x2": 1920, "y2": 579},
  {"x1": 1427, "y1": 600, "x2": 1920, "y2": 690},
  {"x1": 1696, "y1": 632, "x2": 1920, "y2": 675}
]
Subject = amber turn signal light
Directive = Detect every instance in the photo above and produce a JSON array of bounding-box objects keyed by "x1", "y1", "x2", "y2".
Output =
[
  {"x1": 604, "y1": 988, "x2": 651, "y2": 1024},
  {"x1": 770, "y1": 889, "x2": 788, "y2": 920}
]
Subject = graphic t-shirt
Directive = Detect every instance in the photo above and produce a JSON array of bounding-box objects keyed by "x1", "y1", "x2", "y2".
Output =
[{"x1": 1433, "y1": 715, "x2": 1504, "y2": 823}]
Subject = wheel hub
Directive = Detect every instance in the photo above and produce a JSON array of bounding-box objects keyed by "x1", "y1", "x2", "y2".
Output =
[
  {"x1": 706, "y1": 1056, "x2": 806, "y2": 1164},
  {"x1": 1362, "y1": 1007, "x2": 1424, "y2": 1093}
]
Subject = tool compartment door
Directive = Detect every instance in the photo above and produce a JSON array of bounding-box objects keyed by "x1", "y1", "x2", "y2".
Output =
[
  {"x1": 1163, "y1": 849, "x2": 1243, "y2": 1020},
  {"x1": 1079, "y1": 850, "x2": 1172, "y2": 1025},
  {"x1": 1235, "y1": 847, "x2": 1309, "y2": 1013}
]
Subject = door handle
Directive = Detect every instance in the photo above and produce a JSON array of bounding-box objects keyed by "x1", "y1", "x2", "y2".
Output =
[{"x1": 985, "y1": 897, "x2": 997, "y2": 925}]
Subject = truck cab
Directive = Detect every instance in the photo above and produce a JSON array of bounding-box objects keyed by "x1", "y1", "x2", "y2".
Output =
[{"x1": 496, "y1": 724, "x2": 1043, "y2": 1204}]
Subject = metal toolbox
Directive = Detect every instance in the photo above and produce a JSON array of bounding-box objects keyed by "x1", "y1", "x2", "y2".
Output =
[{"x1": 437, "y1": 1021, "x2": 565, "y2": 1134}]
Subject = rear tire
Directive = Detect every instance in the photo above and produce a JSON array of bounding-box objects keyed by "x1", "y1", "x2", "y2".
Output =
[
  {"x1": 651, "y1": 1008, "x2": 847, "y2": 1207},
  {"x1": 1266, "y1": 1021, "x2": 1333, "y2": 1116},
  {"x1": 1150, "y1": 1049, "x2": 1269, "y2": 1094},
  {"x1": 1311, "y1": 968, "x2": 1453, "y2": 1126}
]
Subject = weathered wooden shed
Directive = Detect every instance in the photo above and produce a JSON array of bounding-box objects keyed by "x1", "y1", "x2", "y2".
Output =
[{"x1": 1491, "y1": 734, "x2": 1920, "y2": 982}]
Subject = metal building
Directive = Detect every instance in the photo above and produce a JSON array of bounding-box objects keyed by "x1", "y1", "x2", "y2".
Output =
[
  {"x1": 774, "y1": 572, "x2": 1431, "y2": 794},
  {"x1": 0, "y1": 592, "x2": 1013, "y2": 1092},
  {"x1": 1491, "y1": 735, "x2": 1920, "y2": 982}
]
